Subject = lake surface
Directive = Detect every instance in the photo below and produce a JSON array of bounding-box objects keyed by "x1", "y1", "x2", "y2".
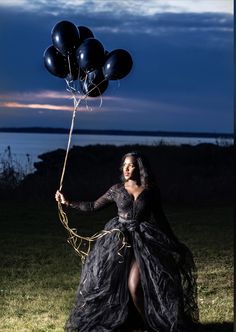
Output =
[{"x1": 0, "y1": 132, "x2": 233, "y2": 171}]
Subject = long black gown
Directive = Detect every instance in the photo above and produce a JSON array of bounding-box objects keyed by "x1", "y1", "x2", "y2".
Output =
[{"x1": 64, "y1": 183, "x2": 198, "y2": 332}]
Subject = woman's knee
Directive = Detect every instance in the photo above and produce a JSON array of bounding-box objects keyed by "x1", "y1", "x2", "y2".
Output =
[
  {"x1": 128, "y1": 262, "x2": 140, "y2": 297},
  {"x1": 128, "y1": 278, "x2": 137, "y2": 296}
]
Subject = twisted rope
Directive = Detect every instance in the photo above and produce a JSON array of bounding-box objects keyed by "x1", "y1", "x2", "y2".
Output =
[{"x1": 57, "y1": 57, "x2": 129, "y2": 263}]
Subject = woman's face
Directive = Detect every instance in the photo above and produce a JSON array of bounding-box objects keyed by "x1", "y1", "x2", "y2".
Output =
[{"x1": 122, "y1": 156, "x2": 137, "y2": 181}]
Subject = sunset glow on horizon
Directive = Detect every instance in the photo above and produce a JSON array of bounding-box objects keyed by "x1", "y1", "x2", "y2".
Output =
[{"x1": 0, "y1": 90, "x2": 126, "y2": 114}]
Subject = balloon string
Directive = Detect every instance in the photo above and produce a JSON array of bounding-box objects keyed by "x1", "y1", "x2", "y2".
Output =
[
  {"x1": 58, "y1": 97, "x2": 79, "y2": 191},
  {"x1": 59, "y1": 57, "x2": 106, "y2": 190},
  {"x1": 58, "y1": 199, "x2": 131, "y2": 264},
  {"x1": 58, "y1": 57, "x2": 128, "y2": 263},
  {"x1": 59, "y1": 77, "x2": 106, "y2": 189}
]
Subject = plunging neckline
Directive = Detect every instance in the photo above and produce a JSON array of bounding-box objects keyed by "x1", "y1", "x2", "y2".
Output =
[{"x1": 123, "y1": 184, "x2": 146, "y2": 202}]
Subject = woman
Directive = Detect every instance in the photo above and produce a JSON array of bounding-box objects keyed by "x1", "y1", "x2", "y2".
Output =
[{"x1": 55, "y1": 151, "x2": 198, "y2": 332}]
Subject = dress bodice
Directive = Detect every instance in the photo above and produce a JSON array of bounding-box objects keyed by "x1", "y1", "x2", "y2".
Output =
[
  {"x1": 110, "y1": 184, "x2": 153, "y2": 221},
  {"x1": 69, "y1": 183, "x2": 177, "y2": 240}
]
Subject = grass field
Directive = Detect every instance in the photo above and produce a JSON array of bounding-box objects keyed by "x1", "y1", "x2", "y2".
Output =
[{"x1": 0, "y1": 200, "x2": 233, "y2": 332}]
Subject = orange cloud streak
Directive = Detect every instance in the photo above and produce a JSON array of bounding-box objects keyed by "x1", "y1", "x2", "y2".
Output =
[
  {"x1": 0, "y1": 101, "x2": 89, "y2": 112},
  {"x1": 0, "y1": 90, "x2": 123, "y2": 102}
]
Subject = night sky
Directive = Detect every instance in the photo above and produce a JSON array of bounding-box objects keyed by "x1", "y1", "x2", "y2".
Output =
[{"x1": 0, "y1": 0, "x2": 233, "y2": 133}]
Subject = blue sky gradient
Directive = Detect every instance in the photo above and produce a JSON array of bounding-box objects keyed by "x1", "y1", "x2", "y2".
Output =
[{"x1": 0, "y1": 0, "x2": 233, "y2": 133}]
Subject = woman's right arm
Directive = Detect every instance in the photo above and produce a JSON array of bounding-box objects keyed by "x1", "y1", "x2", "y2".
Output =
[{"x1": 55, "y1": 186, "x2": 115, "y2": 212}]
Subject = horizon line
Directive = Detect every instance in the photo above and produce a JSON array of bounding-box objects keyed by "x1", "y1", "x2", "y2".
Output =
[{"x1": 0, "y1": 126, "x2": 233, "y2": 138}]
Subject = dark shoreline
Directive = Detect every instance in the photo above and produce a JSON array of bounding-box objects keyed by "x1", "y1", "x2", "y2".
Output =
[
  {"x1": 7, "y1": 143, "x2": 232, "y2": 206},
  {"x1": 0, "y1": 127, "x2": 233, "y2": 139}
]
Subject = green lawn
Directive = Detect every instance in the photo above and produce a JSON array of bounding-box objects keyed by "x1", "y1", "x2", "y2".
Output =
[{"x1": 0, "y1": 201, "x2": 233, "y2": 331}]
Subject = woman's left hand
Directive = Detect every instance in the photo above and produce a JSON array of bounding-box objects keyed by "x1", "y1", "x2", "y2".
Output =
[{"x1": 55, "y1": 190, "x2": 68, "y2": 205}]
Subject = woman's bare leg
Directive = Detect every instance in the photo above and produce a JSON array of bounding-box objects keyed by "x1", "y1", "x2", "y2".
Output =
[{"x1": 128, "y1": 260, "x2": 145, "y2": 319}]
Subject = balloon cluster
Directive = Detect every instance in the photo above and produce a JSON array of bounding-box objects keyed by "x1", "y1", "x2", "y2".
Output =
[{"x1": 43, "y1": 20, "x2": 133, "y2": 97}]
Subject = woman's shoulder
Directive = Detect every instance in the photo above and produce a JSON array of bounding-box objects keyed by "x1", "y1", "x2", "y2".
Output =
[
  {"x1": 105, "y1": 183, "x2": 123, "y2": 199},
  {"x1": 109, "y1": 183, "x2": 123, "y2": 192}
]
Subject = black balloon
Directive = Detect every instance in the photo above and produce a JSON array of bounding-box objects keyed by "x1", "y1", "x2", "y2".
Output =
[
  {"x1": 103, "y1": 49, "x2": 133, "y2": 80},
  {"x1": 66, "y1": 54, "x2": 79, "y2": 81},
  {"x1": 81, "y1": 68, "x2": 108, "y2": 97},
  {"x1": 77, "y1": 26, "x2": 94, "y2": 43},
  {"x1": 67, "y1": 54, "x2": 87, "y2": 81},
  {"x1": 77, "y1": 38, "x2": 105, "y2": 72},
  {"x1": 103, "y1": 50, "x2": 110, "y2": 65},
  {"x1": 52, "y1": 20, "x2": 80, "y2": 55},
  {"x1": 43, "y1": 45, "x2": 68, "y2": 78}
]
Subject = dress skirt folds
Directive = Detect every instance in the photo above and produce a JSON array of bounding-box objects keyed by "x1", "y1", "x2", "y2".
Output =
[{"x1": 64, "y1": 184, "x2": 199, "y2": 332}]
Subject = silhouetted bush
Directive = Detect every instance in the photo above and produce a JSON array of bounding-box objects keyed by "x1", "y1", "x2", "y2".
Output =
[{"x1": 0, "y1": 146, "x2": 33, "y2": 198}]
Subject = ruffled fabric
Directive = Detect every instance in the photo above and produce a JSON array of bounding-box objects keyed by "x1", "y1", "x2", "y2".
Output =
[{"x1": 65, "y1": 216, "x2": 198, "y2": 332}]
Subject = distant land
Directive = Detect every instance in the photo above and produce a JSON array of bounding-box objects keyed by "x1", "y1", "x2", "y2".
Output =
[{"x1": 0, "y1": 127, "x2": 233, "y2": 139}]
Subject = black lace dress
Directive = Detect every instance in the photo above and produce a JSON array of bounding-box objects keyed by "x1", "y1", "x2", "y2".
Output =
[{"x1": 65, "y1": 183, "x2": 198, "y2": 332}]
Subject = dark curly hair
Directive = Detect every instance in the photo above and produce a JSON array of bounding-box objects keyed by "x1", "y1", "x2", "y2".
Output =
[{"x1": 120, "y1": 151, "x2": 156, "y2": 188}]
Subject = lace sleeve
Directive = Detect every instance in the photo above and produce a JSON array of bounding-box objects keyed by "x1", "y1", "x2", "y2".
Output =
[{"x1": 69, "y1": 186, "x2": 115, "y2": 212}]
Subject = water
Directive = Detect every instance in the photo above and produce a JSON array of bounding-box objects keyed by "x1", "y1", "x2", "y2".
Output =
[{"x1": 0, "y1": 132, "x2": 233, "y2": 172}]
